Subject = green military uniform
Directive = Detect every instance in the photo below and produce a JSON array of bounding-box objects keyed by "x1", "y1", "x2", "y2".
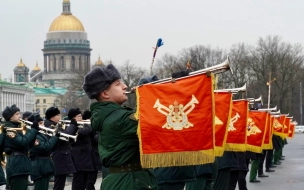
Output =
[
  {"x1": 274, "y1": 136, "x2": 284, "y2": 164},
  {"x1": 214, "y1": 151, "x2": 238, "y2": 190},
  {"x1": 91, "y1": 102, "x2": 158, "y2": 190},
  {"x1": 30, "y1": 133, "x2": 58, "y2": 190},
  {"x1": 185, "y1": 163, "x2": 215, "y2": 190},
  {"x1": 3, "y1": 121, "x2": 37, "y2": 190},
  {"x1": 249, "y1": 158, "x2": 259, "y2": 181},
  {"x1": 154, "y1": 166, "x2": 196, "y2": 190},
  {"x1": 0, "y1": 133, "x2": 6, "y2": 187}
]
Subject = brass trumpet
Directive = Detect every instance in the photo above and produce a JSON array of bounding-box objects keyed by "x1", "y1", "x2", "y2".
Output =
[
  {"x1": 38, "y1": 125, "x2": 58, "y2": 137},
  {"x1": 58, "y1": 132, "x2": 77, "y2": 142},
  {"x1": 59, "y1": 120, "x2": 90, "y2": 129}
]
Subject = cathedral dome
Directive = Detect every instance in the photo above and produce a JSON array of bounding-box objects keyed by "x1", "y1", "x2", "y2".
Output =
[
  {"x1": 49, "y1": 0, "x2": 85, "y2": 32},
  {"x1": 95, "y1": 55, "x2": 104, "y2": 65},
  {"x1": 17, "y1": 58, "x2": 26, "y2": 67},
  {"x1": 32, "y1": 63, "x2": 41, "y2": 71},
  {"x1": 49, "y1": 15, "x2": 84, "y2": 32}
]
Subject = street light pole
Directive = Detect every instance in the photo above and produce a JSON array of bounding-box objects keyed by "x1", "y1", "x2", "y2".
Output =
[{"x1": 267, "y1": 72, "x2": 276, "y2": 109}]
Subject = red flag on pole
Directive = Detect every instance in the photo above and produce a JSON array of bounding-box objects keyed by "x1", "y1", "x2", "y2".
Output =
[
  {"x1": 214, "y1": 92, "x2": 232, "y2": 156},
  {"x1": 225, "y1": 100, "x2": 248, "y2": 152},
  {"x1": 135, "y1": 73, "x2": 215, "y2": 168}
]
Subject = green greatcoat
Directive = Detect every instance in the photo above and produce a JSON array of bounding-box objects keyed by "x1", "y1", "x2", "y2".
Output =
[
  {"x1": 29, "y1": 134, "x2": 58, "y2": 181},
  {"x1": 91, "y1": 102, "x2": 158, "y2": 190},
  {"x1": 3, "y1": 121, "x2": 37, "y2": 178},
  {"x1": 0, "y1": 133, "x2": 6, "y2": 186}
]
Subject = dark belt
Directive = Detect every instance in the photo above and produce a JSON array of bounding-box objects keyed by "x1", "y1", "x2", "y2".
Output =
[
  {"x1": 35, "y1": 156, "x2": 50, "y2": 159},
  {"x1": 109, "y1": 163, "x2": 142, "y2": 173},
  {"x1": 71, "y1": 144, "x2": 91, "y2": 149},
  {"x1": 11, "y1": 152, "x2": 27, "y2": 156}
]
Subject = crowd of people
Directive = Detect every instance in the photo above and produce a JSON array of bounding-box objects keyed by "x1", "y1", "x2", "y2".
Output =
[{"x1": 0, "y1": 64, "x2": 288, "y2": 190}]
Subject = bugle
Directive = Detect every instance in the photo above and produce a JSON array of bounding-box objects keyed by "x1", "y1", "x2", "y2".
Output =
[
  {"x1": 58, "y1": 132, "x2": 77, "y2": 142},
  {"x1": 214, "y1": 84, "x2": 246, "y2": 94},
  {"x1": 258, "y1": 106, "x2": 277, "y2": 112},
  {"x1": 249, "y1": 95, "x2": 263, "y2": 105},
  {"x1": 270, "y1": 110, "x2": 281, "y2": 115},
  {"x1": 126, "y1": 57, "x2": 232, "y2": 93}
]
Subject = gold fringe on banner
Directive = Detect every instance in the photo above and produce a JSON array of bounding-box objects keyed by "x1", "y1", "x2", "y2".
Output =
[
  {"x1": 224, "y1": 143, "x2": 246, "y2": 152},
  {"x1": 263, "y1": 144, "x2": 273, "y2": 150},
  {"x1": 246, "y1": 144, "x2": 262, "y2": 153},
  {"x1": 273, "y1": 132, "x2": 287, "y2": 139},
  {"x1": 214, "y1": 147, "x2": 224, "y2": 157},
  {"x1": 134, "y1": 89, "x2": 140, "y2": 120},
  {"x1": 140, "y1": 150, "x2": 215, "y2": 168}
]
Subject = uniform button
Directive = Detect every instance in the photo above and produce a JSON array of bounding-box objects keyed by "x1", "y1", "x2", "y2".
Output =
[
  {"x1": 135, "y1": 178, "x2": 139, "y2": 182},
  {"x1": 148, "y1": 186, "x2": 151, "y2": 189}
]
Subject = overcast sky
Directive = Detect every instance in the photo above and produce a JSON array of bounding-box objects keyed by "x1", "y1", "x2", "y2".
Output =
[{"x1": 0, "y1": 0, "x2": 304, "y2": 80}]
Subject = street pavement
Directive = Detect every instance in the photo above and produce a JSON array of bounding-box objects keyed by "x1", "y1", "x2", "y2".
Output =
[
  {"x1": 247, "y1": 133, "x2": 304, "y2": 190},
  {"x1": 30, "y1": 133, "x2": 304, "y2": 189}
]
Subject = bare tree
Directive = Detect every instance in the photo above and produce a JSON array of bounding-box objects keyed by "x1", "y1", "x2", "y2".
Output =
[{"x1": 118, "y1": 61, "x2": 148, "y2": 108}]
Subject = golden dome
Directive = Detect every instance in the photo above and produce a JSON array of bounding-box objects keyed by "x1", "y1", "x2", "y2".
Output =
[
  {"x1": 95, "y1": 55, "x2": 104, "y2": 65},
  {"x1": 33, "y1": 62, "x2": 41, "y2": 71},
  {"x1": 63, "y1": 0, "x2": 70, "y2": 2},
  {"x1": 17, "y1": 58, "x2": 26, "y2": 67},
  {"x1": 49, "y1": 15, "x2": 84, "y2": 31}
]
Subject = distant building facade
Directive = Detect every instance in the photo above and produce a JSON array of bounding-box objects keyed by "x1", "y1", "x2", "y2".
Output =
[
  {"x1": 41, "y1": 0, "x2": 92, "y2": 87},
  {"x1": 0, "y1": 80, "x2": 35, "y2": 115},
  {"x1": 34, "y1": 87, "x2": 67, "y2": 117}
]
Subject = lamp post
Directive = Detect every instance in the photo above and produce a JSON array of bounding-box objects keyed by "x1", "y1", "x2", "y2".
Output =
[{"x1": 267, "y1": 72, "x2": 276, "y2": 109}]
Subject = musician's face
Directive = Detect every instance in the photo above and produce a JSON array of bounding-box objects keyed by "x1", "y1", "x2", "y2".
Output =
[
  {"x1": 50, "y1": 114, "x2": 61, "y2": 123},
  {"x1": 101, "y1": 79, "x2": 128, "y2": 105},
  {"x1": 10, "y1": 111, "x2": 21, "y2": 122},
  {"x1": 38, "y1": 121, "x2": 44, "y2": 126},
  {"x1": 74, "y1": 114, "x2": 82, "y2": 122}
]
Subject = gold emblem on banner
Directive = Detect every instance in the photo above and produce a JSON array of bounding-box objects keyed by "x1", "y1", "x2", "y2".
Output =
[
  {"x1": 154, "y1": 95, "x2": 199, "y2": 130},
  {"x1": 228, "y1": 112, "x2": 240, "y2": 131},
  {"x1": 215, "y1": 116, "x2": 223, "y2": 126},
  {"x1": 273, "y1": 119, "x2": 282, "y2": 129},
  {"x1": 247, "y1": 118, "x2": 262, "y2": 136}
]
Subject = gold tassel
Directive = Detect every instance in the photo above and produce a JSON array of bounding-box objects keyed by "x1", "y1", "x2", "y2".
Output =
[
  {"x1": 246, "y1": 144, "x2": 262, "y2": 153},
  {"x1": 140, "y1": 149, "x2": 215, "y2": 168},
  {"x1": 224, "y1": 143, "x2": 246, "y2": 152}
]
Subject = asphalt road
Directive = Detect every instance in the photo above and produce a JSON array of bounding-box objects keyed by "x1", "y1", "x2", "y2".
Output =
[
  {"x1": 247, "y1": 133, "x2": 304, "y2": 190},
  {"x1": 40, "y1": 133, "x2": 304, "y2": 189}
]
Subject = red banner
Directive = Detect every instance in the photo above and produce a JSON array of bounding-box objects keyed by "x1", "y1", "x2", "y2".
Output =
[
  {"x1": 225, "y1": 100, "x2": 248, "y2": 152},
  {"x1": 273, "y1": 116, "x2": 285, "y2": 138},
  {"x1": 136, "y1": 74, "x2": 215, "y2": 168},
  {"x1": 263, "y1": 113, "x2": 273, "y2": 150},
  {"x1": 214, "y1": 92, "x2": 232, "y2": 156},
  {"x1": 246, "y1": 111, "x2": 268, "y2": 153},
  {"x1": 288, "y1": 122, "x2": 295, "y2": 139},
  {"x1": 283, "y1": 118, "x2": 291, "y2": 136}
]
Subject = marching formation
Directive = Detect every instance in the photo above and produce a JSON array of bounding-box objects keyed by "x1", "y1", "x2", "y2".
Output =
[{"x1": 0, "y1": 60, "x2": 296, "y2": 190}]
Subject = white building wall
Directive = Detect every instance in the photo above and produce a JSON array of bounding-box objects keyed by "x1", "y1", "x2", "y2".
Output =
[{"x1": 0, "y1": 85, "x2": 35, "y2": 116}]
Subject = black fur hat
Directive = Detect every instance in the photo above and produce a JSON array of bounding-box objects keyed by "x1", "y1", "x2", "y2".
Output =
[
  {"x1": 82, "y1": 110, "x2": 91, "y2": 120},
  {"x1": 22, "y1": 111, "x2": 32, "y2": 120},
  {"x1": 45, "y1": 107, "x2": 60, "y2": 120},
  {"x1": 68, "y1": 108, "x2": 82, "y2": 120},
  {"x1": 172, "y1": 70, "x2": 190, "y2": 79},
  {"x1": 83, "y1": 64, "x2": 121, "y2": 99},
  {"x1": 138, "y1": 75, "x2": 159, "y2": 85},
  {"x1": 2, "y1": 104, "x2": 20, "y2": 121},
  {"x1": 28, "y1": 113, "x2": 43, "y2": 123}
]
